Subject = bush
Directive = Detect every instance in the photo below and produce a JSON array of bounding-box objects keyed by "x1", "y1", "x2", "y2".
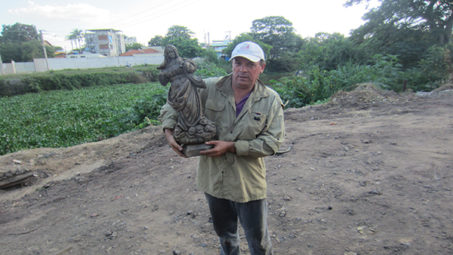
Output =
[
  {"x1": 270, "y1": 76, "x2": 312, "y2": 108},
  {"x1": 403, "y1": 45, "x2": 450, "y2": 91},
  {"x1": 270, "y1": 54, "x2": 405, "y2": 108},
  {"x1": 0, "y1": 65, "x2": 160, "y2": 97},
  {"x1": 195, "y1": 61, "x2": 228, "y2": 78}
]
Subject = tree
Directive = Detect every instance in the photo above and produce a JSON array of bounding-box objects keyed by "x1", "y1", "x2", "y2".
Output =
[
  {"x1": 346, "y1": 0, "x2": 453, "y2": 45},
  {"x1": 222, "y1": 33, "x2": 272, "y2": 61},
  {"x1": 251, "y1": 16, "x2": 300, "y2": 57},
  {"x1": 250, "y1": 16, "x2": 303, "y2": 71},
  {"x1": 0, "y1": 23, "x2": 39, "y2": 43},
  {"x1": 67, "y1": 29, "x2": 84, "y2": 50},
  {"x1": 148, "y1": 35, "x2": 165, "y2": 46},
  {"x1": 346, "y1": 0, "x2": 453, "y2": 69},
  {"x1": 165, "y1": 25, "x2": 193, "y2": 40},
  {"x1": 126, "y1": 42, "x2": 144, "y2": 51},
  {"x1": 345, "y1": 0, "x2": 451, "y2": 89},
  {"x1": 0, "y1": 23, "x2": 55, "y2": 62},
  {"x1": 148, "y1": 25, "x2": 203, "y2": 58},
  {"x1": 297, "y1": 33, "x2": 368, "y2": 71}
]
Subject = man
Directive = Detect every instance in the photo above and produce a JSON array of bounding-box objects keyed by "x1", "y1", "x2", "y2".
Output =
[{"x1": 160, "y1": 41, "x2": 285, "y2": 255}]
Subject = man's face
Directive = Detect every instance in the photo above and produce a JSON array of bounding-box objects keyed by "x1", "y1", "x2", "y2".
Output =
[{"x1": 232, "y1": 57, "x2": 265, "y2": 89}]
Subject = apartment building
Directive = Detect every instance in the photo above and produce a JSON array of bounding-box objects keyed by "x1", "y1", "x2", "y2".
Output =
[{"x1": 84, "y1": 29, "x2": 126, "y2": 56}]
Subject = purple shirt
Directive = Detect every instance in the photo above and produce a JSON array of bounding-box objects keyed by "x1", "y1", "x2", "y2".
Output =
[{"x1": 235, "y1": 91, "x2": 252, "y2": 117}]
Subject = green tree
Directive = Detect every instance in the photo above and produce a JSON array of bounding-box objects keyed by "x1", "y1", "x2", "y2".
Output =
[
  {"x1": 298, "y1": 32, "x2": 368, "y2": 71},
  {"x1": 250, "y1": 16, "x2": 303, "y2": 72},
  {"x1": 346, "y1": 0, "x2": 453, "y2": 45},
  {"x1": 148, "y1": 25, "x2": 203, "y2": 58},
  {"x1": 67, "y1": 29, "x2": 84, "y2": 50},
  {"x1": 165, "y1": 25, "x2": 193, "y2": 40},
  {"x1": 347, "y1": 0, "x2": 452, "y2": 70},
  {"x1": 126, "y1": 42, "x2": 144, "y2": 51},
  {"x1": 0, "y1": 23, "x2": 39, "y2": 42},
  {"x1": 0, "y1": 23, "x2": 55, "y2": 62},
  {"x1": 222, "y1": 33, "x2": 272, "y2": 61},
  {"x1": 148, "y1": 35, "x2": 165, "y2": 46}
]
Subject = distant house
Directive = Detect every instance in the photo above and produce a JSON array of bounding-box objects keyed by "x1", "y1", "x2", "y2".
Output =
[
  {"x1": 124, "y1": 36, "x2": 137, "y2": 45},
  {"x1": 54, "y1": 50, "x2": 66, "y2": 58},
  {"x1": 210, "y1": 39, "x2": 231, "y2": 60},
  {"x1": 67, "y1": 53, "x2": 106, "y2": 58},
  {"x1": 84, "y1": 29, "x2": 126, "y2": 56},
  {"x1": 120, "y1": 47, "x2": 162, "y2": 56}
]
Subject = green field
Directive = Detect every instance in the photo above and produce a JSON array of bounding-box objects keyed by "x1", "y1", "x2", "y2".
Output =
[{"x1": 0, "y1": 82, "x2": 167, "y2": 156}]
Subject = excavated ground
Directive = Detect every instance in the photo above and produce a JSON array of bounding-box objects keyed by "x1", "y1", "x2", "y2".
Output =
[{"x1": 1, "y1": 84, "x2": 452, "y2": 255}]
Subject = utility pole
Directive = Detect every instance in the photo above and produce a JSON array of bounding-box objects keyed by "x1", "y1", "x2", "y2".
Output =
[
  {"x1": 40, "y1": 30, "x2": 49, "y2": 71},
  {"x1": 0, "y1": 55, "x2": 4, "y2": 75}
]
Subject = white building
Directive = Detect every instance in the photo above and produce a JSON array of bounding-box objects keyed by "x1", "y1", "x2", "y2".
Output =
[{"x1": 84, "y1": 29, "x2": 126, "y2": 56}]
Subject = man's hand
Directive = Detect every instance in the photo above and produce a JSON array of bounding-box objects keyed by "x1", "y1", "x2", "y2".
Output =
[
  {"x1": 164, "y1": 129, "x2": 186, "y2": 158},
  {"x1": 200, "y1": 140, "x2": 235, "y2": 157}
]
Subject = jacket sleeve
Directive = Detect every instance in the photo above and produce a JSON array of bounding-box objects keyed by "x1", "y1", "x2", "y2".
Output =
[
  {"x1": 158, "y1": 103, "x2": 178, "y2": 130},
  {"x1": 234, "y1": 93, "x2": 285, "y2": 157}
]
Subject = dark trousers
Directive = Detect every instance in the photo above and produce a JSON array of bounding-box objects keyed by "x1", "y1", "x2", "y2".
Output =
[{"x1": 205, "y1": 193, "x2": 273, "y2": 255}]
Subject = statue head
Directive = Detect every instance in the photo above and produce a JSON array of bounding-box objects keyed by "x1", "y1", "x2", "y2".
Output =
[{"x1": 164, "y1": 45, "x2": 179, "y2": 60}]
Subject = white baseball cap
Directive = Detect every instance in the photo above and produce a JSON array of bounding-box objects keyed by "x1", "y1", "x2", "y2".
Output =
[{"x1": 230, "y1": 41, "x2": 265, "y2": 62}]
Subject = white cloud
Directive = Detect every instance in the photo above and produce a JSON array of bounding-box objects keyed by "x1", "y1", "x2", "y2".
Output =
[{"x1": 8, "y1": 1, "x2": 112, "y2": 26}]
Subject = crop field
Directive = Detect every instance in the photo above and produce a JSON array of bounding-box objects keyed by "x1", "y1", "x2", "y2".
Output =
[{"x1": 0, "y1": 82, "x2": 167, "y2": 156}]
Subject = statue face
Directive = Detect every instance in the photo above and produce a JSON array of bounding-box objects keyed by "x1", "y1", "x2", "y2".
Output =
[
  {"x1": 232, "y1": 57, "x2": 265, "y2": 89},
  {"x1": 165, "y1": 46, "x2": 178, "y2": 59},
  {"x1": 168, "y1": 49, "x2": 176, "y2": 58}
]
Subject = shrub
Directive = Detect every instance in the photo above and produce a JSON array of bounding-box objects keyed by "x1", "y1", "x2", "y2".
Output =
[
  {"x1": 403, "y1": 45, "x2": 450, "y2": 91},
  {"x1": 0, "y1": 65, "x2": 160, "y2": 97},
  {"x1": 195, "y1": 61, "x2": 228, "y2": 78}
]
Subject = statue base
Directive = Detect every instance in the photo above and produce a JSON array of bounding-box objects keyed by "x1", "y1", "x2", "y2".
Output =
[{"x1": 183, "y1": 144, "x2": 214, "y2": 157}]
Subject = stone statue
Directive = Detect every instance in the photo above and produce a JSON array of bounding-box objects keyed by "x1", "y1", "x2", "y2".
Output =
[{"x1": 158, "y1": 45, "x2": 216, "y2": 156}]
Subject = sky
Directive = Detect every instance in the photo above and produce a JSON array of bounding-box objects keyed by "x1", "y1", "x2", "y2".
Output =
[{"x1": 1, "y1": 0, "x2": 377, "y2": 52}]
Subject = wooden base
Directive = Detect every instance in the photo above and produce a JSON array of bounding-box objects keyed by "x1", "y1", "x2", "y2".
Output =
[{"x1": 182, "y1": 144, "x2": 214, "y2": 157}]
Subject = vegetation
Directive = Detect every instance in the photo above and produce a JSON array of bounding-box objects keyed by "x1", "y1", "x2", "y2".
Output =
[
  {"x1": 66, "y1": 29, "x2": 84, "y2": 50},
  {"x1": 148, "y1": 25, "x2": 203, "y2": 58},
  {"x1": 0, "y1": 82, "x2": 167, "y2": 155},
  {"x1": 126, "y1": 42, "x2": 145, "y2": 51},
  {"x1": 0, "y1": 23, "x2": 59, "y2": 62},
  {"x1": 0, "y1": 65, "x2": 160, "y2": 97},
  {"x1": 1, "y1": 0, "x2": 451, "y2": 155}
]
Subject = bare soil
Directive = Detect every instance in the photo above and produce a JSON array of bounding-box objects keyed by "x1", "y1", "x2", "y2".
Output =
[{"x1": 1, "y1": 84, "x2": 452, "y2": 255}]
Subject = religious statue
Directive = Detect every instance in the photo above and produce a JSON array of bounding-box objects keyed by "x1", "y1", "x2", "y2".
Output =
[{"x1": 158, "y1": 45, "x2": 216, "y2": 156}]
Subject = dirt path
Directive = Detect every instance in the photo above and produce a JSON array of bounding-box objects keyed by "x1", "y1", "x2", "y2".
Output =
[{"x1": 1, "y1": 85, "x2": 452, "y2": 255}]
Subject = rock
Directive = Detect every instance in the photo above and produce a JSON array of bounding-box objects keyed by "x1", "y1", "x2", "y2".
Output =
[{"x1": 283, "y1": 194, "x2": 292, "y2": 201}]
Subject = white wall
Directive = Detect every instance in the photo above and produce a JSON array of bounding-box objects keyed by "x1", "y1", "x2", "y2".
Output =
[{"x1": 0, "y1": 55, "x2": 164, "y2": 75}]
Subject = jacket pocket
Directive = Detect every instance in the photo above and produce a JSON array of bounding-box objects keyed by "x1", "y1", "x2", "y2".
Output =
[
  {"x1": 204, "y1": 98, "x2": 226, "y2": 125},
  {"x1": 238, "y1": 111, "x2": 267, "y2": 139}
]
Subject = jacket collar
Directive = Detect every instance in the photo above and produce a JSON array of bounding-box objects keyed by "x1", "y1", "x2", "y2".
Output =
[{"x1": 216, "y1": 74, "x2": 269, "y2": 101}]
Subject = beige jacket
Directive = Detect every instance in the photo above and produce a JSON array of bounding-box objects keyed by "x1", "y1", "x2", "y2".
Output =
[{"x1": 160, "y1": 74, "x2": 285, "y2": 202}]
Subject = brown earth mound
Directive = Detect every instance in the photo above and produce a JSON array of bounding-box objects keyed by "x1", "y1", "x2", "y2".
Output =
[{"x1": 329, "y1": 83, "x2": 410, "y2": 108}]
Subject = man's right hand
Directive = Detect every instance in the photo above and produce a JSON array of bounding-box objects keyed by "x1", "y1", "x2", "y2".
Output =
[{"x1": 164, "y1": 129, "x2": 187, "y2": 158}]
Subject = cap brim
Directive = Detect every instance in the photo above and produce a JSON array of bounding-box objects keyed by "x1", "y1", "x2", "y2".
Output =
[{"x1": 230, "y1": 54, "x2": 261, "y2": 62}]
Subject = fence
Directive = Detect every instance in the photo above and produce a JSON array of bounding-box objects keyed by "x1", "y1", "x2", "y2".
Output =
[{"x1": 0, "y1": 54, "x2": 164, "y2": 75}]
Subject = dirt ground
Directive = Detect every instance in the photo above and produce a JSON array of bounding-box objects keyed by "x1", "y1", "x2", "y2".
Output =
[{"x1": 1, "y1": 84, "x2": 452, "y2": 255}]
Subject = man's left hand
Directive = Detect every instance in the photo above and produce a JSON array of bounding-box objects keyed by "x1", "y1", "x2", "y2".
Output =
[{"x1": 200, "y1": 140, "x2": 235, "y2": 157}]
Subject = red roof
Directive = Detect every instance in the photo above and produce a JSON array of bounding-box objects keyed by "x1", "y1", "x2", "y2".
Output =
[{"x1": 121, "y1": 48, "x2": 159, "y2": 56}]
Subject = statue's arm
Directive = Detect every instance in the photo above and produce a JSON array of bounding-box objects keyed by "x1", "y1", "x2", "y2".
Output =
[{"x1": 182, "y1": 59, "x2": 197, "y2": 73}]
